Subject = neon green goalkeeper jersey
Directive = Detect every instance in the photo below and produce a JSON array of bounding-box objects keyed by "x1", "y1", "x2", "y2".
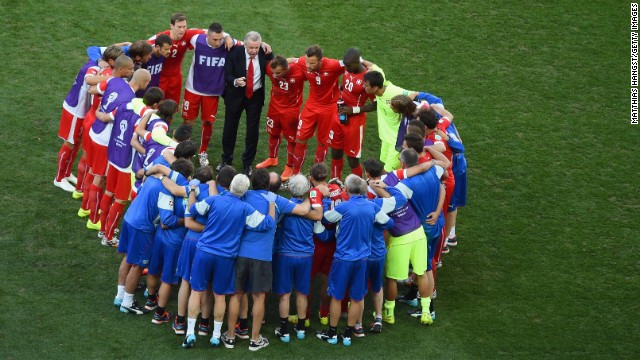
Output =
[{"x1": 375, "y1": 82, "x2": 414, "y2": 143}]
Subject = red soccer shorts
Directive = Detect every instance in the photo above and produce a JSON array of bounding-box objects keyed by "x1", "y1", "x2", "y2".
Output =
[
  {"x1": 89, "y1": 141, "x2": 108, "y2": 177},
  {"x1": 182, "y1": 89, "x2": 220, "y2": 123},
  {"x1": 327, "y1": 112, "x2": 366, "y2": 158},
  {"x1": 266, "y1": 109, "x2": 299, "y2": 143},
  {"x1": 105, "y1": 165, "x2": 132, "y2": 200},
  {"x1": 311, "y1": 238, "x2": 336, "y2": 279},
  {"x1": 159, "y1": 73, "x2": 182, "y2": 105},
  {"x1": 296, "y1": 105, "x2": 337, "y2": 144},
  {"x1": 58, "y1": 109, "x2": 83, "y2": 144},
  {"x1": 442, "y1": 172, "x2": 455, "y2": 217},
  {"x1": 82, "y1": 112, "x2": 96, "y2": 154}
]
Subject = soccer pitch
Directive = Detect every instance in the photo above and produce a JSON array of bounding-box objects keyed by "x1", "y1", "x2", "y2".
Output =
[{"x1": 0, "y1": 1, "x2": 637, "y2": 358}]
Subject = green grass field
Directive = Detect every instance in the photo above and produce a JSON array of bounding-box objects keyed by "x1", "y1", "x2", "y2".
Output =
[{"x1": 1, "y1": 1, "x2": 638, "y2": 358}]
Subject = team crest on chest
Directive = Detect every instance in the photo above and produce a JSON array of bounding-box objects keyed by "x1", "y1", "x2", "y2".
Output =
[
  {"x1": 356, "y1": 79, "x2": 362, "y2": 85},
  {"x1": 181, "y1": 41, "x2": 186, "y2": 46},
  {"x1": 323, "y1": 72, "x2": 329, "y2": 76}
]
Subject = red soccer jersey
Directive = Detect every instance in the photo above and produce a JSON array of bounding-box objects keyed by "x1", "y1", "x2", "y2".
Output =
[
  {"x1": 341, "y1": 69, "x2": 374, "y2": 107},
  {"x1": 266, "y1": 64, "x2": 306, "y2": 113},
  {"x1": 294, "y1": 56, "x2": 344, "y2": 108},
  {"x1": 150, "y1": 28, "x2": 205, "y2": 76},
  {"x1": 426, "y1": 118, "x2": 453, "y2": 178}
]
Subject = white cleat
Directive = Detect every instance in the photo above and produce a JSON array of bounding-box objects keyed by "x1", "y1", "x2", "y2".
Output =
[
  {"x1": 65, "y1": 173, "x2": 78, "y2": 184},
  {"x1": 54, "y1": 178, "x2": 76, "y2": 192}
]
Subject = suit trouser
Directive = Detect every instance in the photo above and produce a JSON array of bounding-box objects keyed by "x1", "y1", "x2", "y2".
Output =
[{"x1": 222, "y1": 92, "x2": 264, "y2": 167}]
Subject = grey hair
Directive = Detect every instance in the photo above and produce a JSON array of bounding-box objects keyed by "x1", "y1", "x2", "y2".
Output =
[
  {"x1": 399, "y1": 148, "x2": 419, "y2": 167},
  {"x1": 244, "y1": 31, "x2": 262, "y2": 43},
  {"x1": 230, "y1": 174, "x2": 251, "y2": 197},
  {"x1": 287, "y1": 174, "x2": 310, "y2": 198},
  {"x1": 345, "y1": 174, "x2": 366, "y2": 196}
]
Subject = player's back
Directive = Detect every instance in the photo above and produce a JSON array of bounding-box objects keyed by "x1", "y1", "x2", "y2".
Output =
[{"x1": 124, "y1": 177, "x2": 165, "y2": 232}]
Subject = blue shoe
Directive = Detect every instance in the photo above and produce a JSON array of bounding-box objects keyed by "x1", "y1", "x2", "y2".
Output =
[
  {"x1": 397, "y1": 294, "x2": 419, "y2": 307},
  {"x1": 113, "y1": 297, "x2": 122, "y2": 307},
  {"x1": 183, "y1": 334, "x2": 196, "y2": 348},
  {"x1": 198, "y1": 322, "x2": 210, "y2": 336},
  {"x1": 145, "y1": 296, "x2": 158, "y2": 311},
  {"x1": 173, "y1": 318, "x2": 186, "y2": 335},
  {"x1": 152, "y1": 311, "x2": 172, "y2": 324},
  {"x1": 210, "y1": 336, "x2": 221, "y2": 347},
  {"x1": 447, "y1": 236, "x2": 458, "y2": 246},
  {"x1": 275, "y1": 327, "x2": 290, "y2": 343},
  {"x1": 235, "y1": 323, "x2": 250, "y2": 339},
  {"x1": 341, "y1": 334, "x2": 352, "y2": 346},
  {"x1": 316, "y1": 330, "x2": 337, "y2": 345},
  {"x1": 293, "y1": 325, "x2": 306, "y2": 340}
]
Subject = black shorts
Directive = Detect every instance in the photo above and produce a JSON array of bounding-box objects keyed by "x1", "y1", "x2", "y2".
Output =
[{"x1": 235, "y1": 257, "x2": 272, "y2": 294}]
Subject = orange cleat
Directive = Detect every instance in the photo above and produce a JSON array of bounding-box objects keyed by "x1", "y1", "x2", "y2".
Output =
[
  {"x1": 281, "y1": 166, "x2": 293, "y2": 182},
  {"x1": 256, "y1": 157, "x2": 278, "y2": 169}
]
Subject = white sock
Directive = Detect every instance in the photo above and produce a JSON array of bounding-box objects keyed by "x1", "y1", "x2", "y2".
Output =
[
  {"x1": 187, "y1": 318, "x2": 197, "y2": 336},
  {"x1": 122, "y1": 292, "x2": 134, "y2": 307},
  {"x1": 116, "y1": 285, "x2": 125, "y2": 300},
  {"x1": 448, "y1": 226, "x2": 456, "y2": 239},
  {"x1": 212, "y1": 320, "x2": 223, "y2": 338}
]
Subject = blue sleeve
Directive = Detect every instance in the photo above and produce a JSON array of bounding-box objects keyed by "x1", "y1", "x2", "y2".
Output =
[
  {"x1": 314, "y1": 223, "x2": 335, "y2": 242},
  {"x1": 158, "y1": 192, "x2": 179, "y2": 228},
  {"x1": 394, "y1": 116, "x2": 408, "y2": 152},
  {"x1": 275, "y1": 195, "x2": 297, "y2": 215},
  {"x1": 381, "y1": 216, "x2": 395, "y2": 230},
  {"x1": 447, "y1": 136, "x2": 465, "y2": 154},
  {"x1": 416, "y1": 92, "x2": 443, "y2": 106},
  {"x1": 87, "y1": 46, "x2": 103, "y2": 62},
  {"x1": 387, "y1": 186, "x2": 408, "y2": 210}
]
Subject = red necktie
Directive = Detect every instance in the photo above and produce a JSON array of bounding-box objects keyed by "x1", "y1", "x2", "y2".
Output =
[{"x1": 246, "y1": 56, "x2": 255, "y2": 99}]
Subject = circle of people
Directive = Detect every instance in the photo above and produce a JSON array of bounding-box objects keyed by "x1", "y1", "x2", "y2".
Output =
[{"x1": 53, "y1": 12, "x2": 468, "y2": 352}]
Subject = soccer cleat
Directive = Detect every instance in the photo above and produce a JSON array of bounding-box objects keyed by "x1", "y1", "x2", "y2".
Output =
[
  {"x1": 65, "y1": 174, "x2": 78, "y2": 184},
  {"x1": 209, "y1": 336, "x2": 221, "y2": 347},
  {"x1": 319, "y1": 312, "x2": 329, "y2": 326},
  {"x1": 316, "y1": 330, "x2": 337, "y2": 345},
  {"x1": 182, "y1": 334, "x2": 196, "y2": 348},
  {"x1": 420, "y1": 311, "x2": 434, "y2": 325},
  {"x1": 101, "y1": 236, "x2": 119, "y2": 247},
  {"x1": 436, "y1": 260, "x2": 443, "y2": 268},
  {"x1": 281, "y1": 166, "x2": 293, "y2": 182},
  {"x1": 293, "y1": 325, "x2": 306, "y2": 340},
  {"x1": 235, "y1": 323, "x2": 250, "y2": 340},
  {"x1": 447, "y1": 236, "x2": 458, "y2": 246},
  {"x1": 220, "y1": 333, "x2": 235, "y2": 349},
  {"x1": 370, "y1": 317, "x2": 383, "y2": 333},
  {"x1": 255, "y1": 157, "x2": 278, "y2": 169},
  {"x1": 353, "y1": 325, "x2": 365, "y2": 338},
  {"x1": 408, "y1": 309, "x2": 422, "y2": 318},
  {"x1": 144, "y1": 297, "x2": 158, "y2": 311},
  {"x1": 54, "y1": 178, "x2": 75, "y2": 192},
  {"x1": 72, "y1": 190, "x2": 83, "y2": 199},
  {"x1": 77, "y1": 208, "x2": 90, "y2": 218},
  {"x1": 382, "y1": 313, "x2": 395, "y2": 325},
  {"x1": 215, "y1": 161, "x2": 228, "y2": 172},
  {"x1": 120, "y1": 301, "x2": 149, "y2": 315},
  {"x1": 152, "y1": 311, "x2": 172, "y2": 324},
  {"x1": 113, "y1": 297, "x2": 123, "y2": 307},
  {"x1": 274, "y1": 327, "x2": 290, "y2": 343},
  {"x1": 86, "y1": 219, "x2": 101, "y2": 231},
  {"x1": 397, "y1": 294, "x2": 419, "y2": 307},
  {"x1": 173, "y1": 319, "x2": 186, "y2": 335},
  {"x1": 340, "y1": 334, "x2": 352, "y2": 346},
  {"x1": 198, "y1": 152, "x2": 209, "y2": 167},
  {"x1": 442, "y1": 245, "x2": 450, "y2": 254},
  {"x1": 249, "y1": 335, "x2": 269, "y2": 351},
  {"x1": 197, "y1": 322, "x2": 210, "y2": 336}
]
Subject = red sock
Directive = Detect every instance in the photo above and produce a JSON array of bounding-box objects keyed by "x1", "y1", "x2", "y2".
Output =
[
  {"x1": 286, "y1": 141, "x2": 295, "y2": 167},
  {"x1": 331, "y1": 158, "x2": 344, "y2": 180},
  {"x1": 55, "y1": 145, "x2": 72, "y2": 182},
  {"x1": 319, "y1": 303, "x2": 330, "y2": 317},
  {"x1": 268, "y1": 134, "x2": 281, "y2": 158},
  {"x1": 105, "y1": 201, "x2": 125, "y2": 240},
  {"x1": 199, "y1": 122, "x2": 213, "y2": 154},
  {"x1": 341, "y1": 298, "x2": 349, "y2": 313},
  {"x1": 99, "y1": 192, "x2": 113, "y2": 231},
  {"x1": 351, "y1": 164, "x2": 363, "y2": 178},
  {"x1": 88, "y1": 184, "x2": 103, "y2": 224},
  {"x1": 314, "y1": 143, "x2": 328, "y2": 163},
  {"x1": 80, "y1": 169, "x2": 92, "y2": 210},
  {"x1": 292, "y1": 142, "x2": 308, "y2": 175},
  {"x1": 75, "y1": 155, "x2": 87, "y2": 191},
  {"x1": 65, "y1": 144, "x2": 80, "y2": 178}
]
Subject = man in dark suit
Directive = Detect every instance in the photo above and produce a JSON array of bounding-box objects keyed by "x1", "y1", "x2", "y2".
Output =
[{"x1": 218, "y1": 31, "x2": 273, "y2": 176}]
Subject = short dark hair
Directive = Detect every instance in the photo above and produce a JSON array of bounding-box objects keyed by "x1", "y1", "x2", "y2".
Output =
[
  {"x1": 102, "y1": 45, "x2": 125, "y2": 62},
  {"x1": 171, "y1": 13, "x2": 187, "y2": 25},
  {"x1": 343, "y1": 47, "x2": 361, "y2": 65},
  {"x1": 173, "y1": 125, "x2": 192, "y2": 142},
  {"x1": 208, "y1": 22, "x2": 223, "y2": 33},
  {"x1": 194, "y1": 166, "x2": 214, "y2": 183},
  {"x1": 407, "y1": 119, "x2": 426, "y2": 138},
  {"x1": 310, "y1": 162, "x2": 328, "y2": 182},
  {"x1": 174, "y1": 140, "x2": 197, "y2": 159},
  {"x1": 154, "y1": 34, "x2": 172, "y2": 48},
  {"x1": 364, "y1": 71, "x2": 384, "y2": 88},
  {"x1": 404, "y1": 132, "x2": 425, "y2": 154},
  {"x1": 417, "y1": 108, "x2": 439, "y2": 130},
  {"x1": 170, "y1": 158, "x2": 194, "y2": 178},
  {"x1": 216, "y1": 165, "x2": 236, "y2": 189},
  {"x1": 128, "y1": 40, "x2": 153, "y2": 59},
  {"x1": 362, "y1": 158, "x2": 384, "y2": 178},
  {"x1": 250, "y1": 168, "x2": 270, "y2": 191},
  {"x1": 157, "y1": 99, "x2": 179, "y2": 122},
  {"x1": 400, "y1": 148, "x2": 419, "y2": 167},
  {"x1": 270, "y1": 55, "x2": 288, "y2": 69},
  {"x1": 305, "y1": 45, "x2": 323, "y2": 59},
  {"x1": 142, "y1": 87, "x2": 164, "y2": 107}
]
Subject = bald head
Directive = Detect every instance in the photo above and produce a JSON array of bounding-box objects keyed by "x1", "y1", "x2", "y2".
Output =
[
  {"x1": 130, "y1": 68, "x2": 151, "y2": 91},
  {"x1": 114, "y1": 55, "x2": 134, "y2": 78},
  {"x1": 268, "y1": 172, "x2": 282, "y2": 192}
]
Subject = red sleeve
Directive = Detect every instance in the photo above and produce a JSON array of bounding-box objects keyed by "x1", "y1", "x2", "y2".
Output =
[
  {"x1": 326, "y1": 58, "x2": 345, "y2": 73},
  {"x1": 97, "y1": 80, "x2": 108, "y2": 94},
  {"x1": 293, "y1": 56, "x2": 306, "y2": 71},
  {"x1": 309, "y1": 187, "x2": 323, "y2": 208},
  {"x1": 437, "y1": 117, "x2": 451, "y2": 131}
]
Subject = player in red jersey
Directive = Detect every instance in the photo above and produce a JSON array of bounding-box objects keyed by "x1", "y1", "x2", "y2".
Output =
[
  {"x1": 288, "y1": 45, "x2": 345, "y2": 176},
  {"x1": 327, "y1": 48, "x2": 379, "y2": 180},
  {"x1": 255, "y1": 55, "x2": 306, "y2": 181},
  {"x1": 148, "y1": 13, "x2": 233, "y2": 107}
]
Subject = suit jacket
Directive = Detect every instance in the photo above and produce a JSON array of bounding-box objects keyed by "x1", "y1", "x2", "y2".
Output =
[{"x1": 224, "y1": 45, "x2": 273, "y2": 106}]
